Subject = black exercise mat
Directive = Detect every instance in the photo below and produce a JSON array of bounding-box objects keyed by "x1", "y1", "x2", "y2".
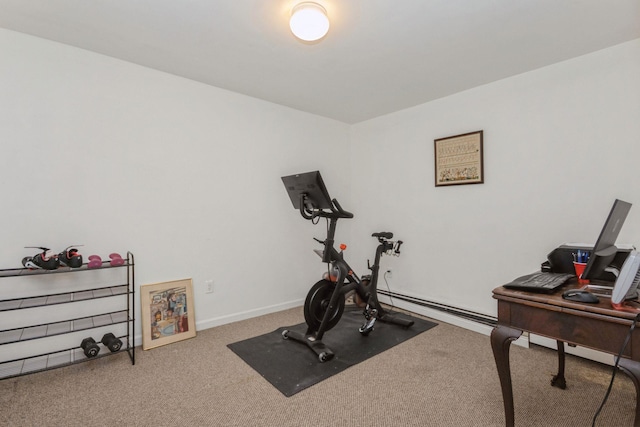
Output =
[{"x1": 227, "y1": 307, "x2": 437, "y2": 396}]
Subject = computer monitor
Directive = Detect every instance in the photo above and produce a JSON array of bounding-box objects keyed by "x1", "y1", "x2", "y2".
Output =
[
  {"x1": 582, "y1": 199, "x2": 632, "y2": 281},
  {"x1": 281, "y1": 171, "x2": 333, "y2": 210}
]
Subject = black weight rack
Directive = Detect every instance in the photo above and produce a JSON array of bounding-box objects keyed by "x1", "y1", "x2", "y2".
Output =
[{"x1": 0, "y1": 252, "x2": 135, "y2": 380}]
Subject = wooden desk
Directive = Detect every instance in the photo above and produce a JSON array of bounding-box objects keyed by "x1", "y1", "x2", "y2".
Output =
[{"x1": 491, "y1": 280, "x2": 640, "y2": 426}]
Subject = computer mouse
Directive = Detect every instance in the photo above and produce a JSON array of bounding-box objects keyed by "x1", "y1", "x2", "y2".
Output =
[{"x1": 562, "y1": 290, "x2": 599, "y2": 303}]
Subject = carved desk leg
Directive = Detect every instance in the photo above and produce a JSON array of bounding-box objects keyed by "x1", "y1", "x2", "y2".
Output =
[
  {"x1": 617, "y1": 358, "x2": 640, "y2": 427},
  {"x1": 551, "y1": 340, "x2": 567, "y2": 389},
  {"x1": 491, "y1": 325, "x2": 523, "y2": 427}
]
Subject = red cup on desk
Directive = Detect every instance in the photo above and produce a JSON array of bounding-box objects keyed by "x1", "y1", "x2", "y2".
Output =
[{"x1": 573, "y1": 262, "x2": 590, "y2": 285}]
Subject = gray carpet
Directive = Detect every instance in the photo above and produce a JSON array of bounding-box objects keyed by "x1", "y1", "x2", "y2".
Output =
[{"x1": 0, "y1": 305, "x2": 636, "y2": 426}]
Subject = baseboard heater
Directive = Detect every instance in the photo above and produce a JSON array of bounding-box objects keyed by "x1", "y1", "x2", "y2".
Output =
[{"x1": 378, "y1": 289, "x2": 497, "y2": 327}]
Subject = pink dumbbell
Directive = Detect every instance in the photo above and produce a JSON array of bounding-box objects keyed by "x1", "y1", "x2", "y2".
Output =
[
  {"x1": 87, "y1": 255, "x2": 103, "y2": 269},
  {"x1": 109, "y1": 253, "x2": 124, "y2": 266}
]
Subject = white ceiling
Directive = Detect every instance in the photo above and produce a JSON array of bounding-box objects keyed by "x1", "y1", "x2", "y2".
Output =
[{"x1": 1, "y1": 1, "x2": 639, "y2": 124}]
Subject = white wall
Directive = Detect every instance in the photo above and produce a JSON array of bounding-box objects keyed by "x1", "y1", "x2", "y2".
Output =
[
  {"x1": 0, "y1": 28, "x2": 350, "y2": 351},
  {"x1": 349, "y1": 39, "x2": 640, "y2": 318},
  {"x1": 1, "y1": 27, "x2": 639, "y2": 354}
]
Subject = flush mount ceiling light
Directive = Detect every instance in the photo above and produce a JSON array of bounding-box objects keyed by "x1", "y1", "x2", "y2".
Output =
[{"x1": 289, "y1": 2, "x2": 330, "y2": 42}]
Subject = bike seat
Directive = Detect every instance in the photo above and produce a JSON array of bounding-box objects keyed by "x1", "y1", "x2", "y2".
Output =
[{"x1": 372, "y1": 232, "x2": 393, "y2": 239}]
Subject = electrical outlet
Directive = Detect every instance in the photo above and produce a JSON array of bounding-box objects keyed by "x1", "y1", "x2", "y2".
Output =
[
  {"x1": 386, "y1": 269, "x2": 392, "y2": 278},
  {"x1": 205, "y1": 279, "x2": 214, "y2": 294}
]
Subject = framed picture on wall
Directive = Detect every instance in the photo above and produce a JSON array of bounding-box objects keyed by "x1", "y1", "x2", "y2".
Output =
[
  {"x1": 141, "y1": 278, "x2": 196, "y2": 350},
  {"x1": 434, "y1": 130, "x2": 484, "y2": 187}
]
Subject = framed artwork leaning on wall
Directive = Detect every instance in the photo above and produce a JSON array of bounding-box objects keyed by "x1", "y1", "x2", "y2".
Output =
[{"x1": 141, "y1": 278, "x2": 196, "y2": 350}]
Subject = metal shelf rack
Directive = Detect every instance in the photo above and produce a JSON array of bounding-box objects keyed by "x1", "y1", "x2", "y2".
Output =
[{"x1": 0, "y1": 251, "x2": 135, "y2": 380}]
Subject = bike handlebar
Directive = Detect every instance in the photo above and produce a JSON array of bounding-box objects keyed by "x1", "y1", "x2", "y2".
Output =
[
  {"x1": 299, "y1": 194, "x2": 353, "y2": 221},
  {"x1": 331, "y1": 199, "x2": 354, "y2": 219}
]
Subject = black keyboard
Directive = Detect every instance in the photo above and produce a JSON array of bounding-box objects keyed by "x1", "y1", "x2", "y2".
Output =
[{"x1": 503, "y1": 272, "x2": 574, "y2": 293}]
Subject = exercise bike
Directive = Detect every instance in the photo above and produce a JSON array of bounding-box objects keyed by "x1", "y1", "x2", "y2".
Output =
[{"x1": 281, "y1": 171, "x2": 415, "y2": 362}]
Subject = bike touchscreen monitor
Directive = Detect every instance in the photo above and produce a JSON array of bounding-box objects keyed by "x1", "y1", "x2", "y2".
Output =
[{"x1": 281, "y1": 171, "x2": 333, "y2": 210}]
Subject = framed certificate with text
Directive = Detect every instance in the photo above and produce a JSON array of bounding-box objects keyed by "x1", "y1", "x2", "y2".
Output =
[{"x1": 434, "y1": 130, "x2": 484, "y2": 187}]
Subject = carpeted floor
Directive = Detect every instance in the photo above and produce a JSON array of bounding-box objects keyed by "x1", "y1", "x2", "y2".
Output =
[{"x1": 0, "y1": 305, "x2": 637, "y2": 426}]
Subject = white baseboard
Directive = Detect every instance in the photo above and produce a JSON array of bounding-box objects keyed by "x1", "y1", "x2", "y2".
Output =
[
  {"x1": 529, "y1": 334, "x2": 615, "y2": 366},
  {"x1": 382, "y1": 293, "x2": 614, "y2": 361},
  {"x1": 133, "y1": 299, "x2": 304, "y2": 348},
  {"x1": 195, "y1": 298, "x2": 304, "y2": 331},
  {"x1": 380, "y1": 295, "x2": 530, "y2": 348},
  {"x1": 133, "y1": 295, "x2": 535, "y2": 351}
]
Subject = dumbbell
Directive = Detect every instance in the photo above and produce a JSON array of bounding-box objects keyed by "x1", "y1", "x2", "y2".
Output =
[
  {"x1": 81, "y1": 337, "x2": 100, "y2": 358},
  {"x1": 101, "y1": 333, "x2": 123, "y2": 352},
  {"x1": 88, "y1": 253, "x2": 124, "y2": 268},
  {"x1": 87, "y1": 255, "x2": 103, "y2": 269},
  {"x1": 109, "y1": 253, "x2": 124, "y2": 266}
]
